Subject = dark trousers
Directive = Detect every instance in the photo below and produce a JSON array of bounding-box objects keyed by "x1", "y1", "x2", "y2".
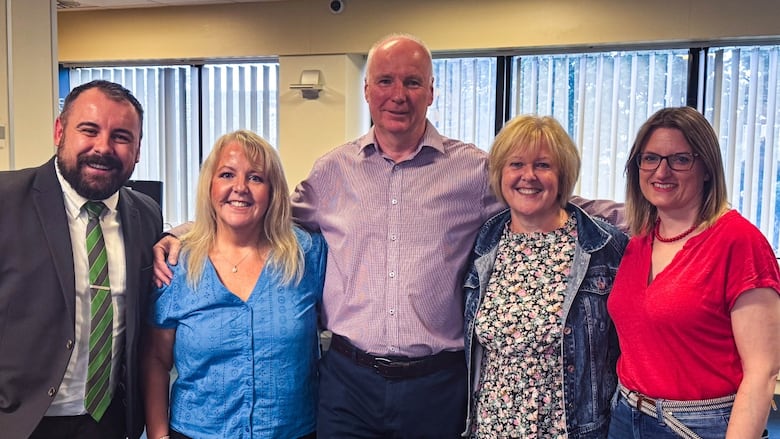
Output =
[
  {"x1": 170, "y1": 430, "x2": 191, "y2": 439},
  {"x1": 317, "y1": 345, "x2": 467, "y2": 439},
  {"x1": 171, "y1": 428, "x2": 316, "y2": 439},
  {"x1": 29, "y1": 397, "x2": 125, "y2": 439}
]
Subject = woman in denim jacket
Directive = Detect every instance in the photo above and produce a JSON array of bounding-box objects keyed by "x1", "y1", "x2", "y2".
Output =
[{"x1": 462, "y1": 115, "x2": 627, "y2": 438}]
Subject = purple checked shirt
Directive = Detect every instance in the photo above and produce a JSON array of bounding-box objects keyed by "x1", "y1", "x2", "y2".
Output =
[{"x1": 291, "y1": 121, "x2": 504, "y2": 357}]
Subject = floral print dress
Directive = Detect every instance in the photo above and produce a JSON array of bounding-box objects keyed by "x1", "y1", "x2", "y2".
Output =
[{"x1": 473, "y1": 216, "x2": 576, "y2": 438}]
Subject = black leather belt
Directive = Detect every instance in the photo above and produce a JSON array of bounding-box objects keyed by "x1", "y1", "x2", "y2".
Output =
[{"x1": 329, "y1": 334, "x2": 463, "y2": 379}]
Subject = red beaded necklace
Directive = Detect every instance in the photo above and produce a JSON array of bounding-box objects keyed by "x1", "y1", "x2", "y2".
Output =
[{"x1": 654, "y1": 218, "x2": 699, "y2": 243}]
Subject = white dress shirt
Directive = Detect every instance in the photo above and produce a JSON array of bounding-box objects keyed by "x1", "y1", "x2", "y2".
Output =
[{"x1": 47, "y1": 161, "x2": 127, "y2": 416}]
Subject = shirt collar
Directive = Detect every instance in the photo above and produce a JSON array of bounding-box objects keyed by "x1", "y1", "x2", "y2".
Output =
[
  {"x1": 54, "y1": 158, "x2": 121, "y2": 220},
  {"x1": 358, "y1": 120, "x2": 447, "y2": 157}
]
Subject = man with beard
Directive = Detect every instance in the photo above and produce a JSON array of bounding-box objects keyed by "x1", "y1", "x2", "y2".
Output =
[{"x1": 0, "y1": 80, "x2": 162, "y2": 439}]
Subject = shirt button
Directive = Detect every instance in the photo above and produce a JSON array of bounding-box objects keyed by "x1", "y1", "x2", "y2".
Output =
[
  {"x1": 567, "y1": 365, "x2": 575, "y2": 373},
  {"x1": 388, "y1": 309, "x2": 395, "y2": 315},
  {"x1": 388, "y1": 271, "x2": 396, "y2": 278},
  {"x1": 65, "y1": 339, "x2": 74, "y2": 350},
  {"x1": 48, "y1": 387, "x2": 56, "y2": 397},
  {"x1": 391, "y1": 198, "x2": 398, "y2": 205},
  {"x1": 563, "y1": 327, "x2": 572, "y2": 335},
  {"x1": 390, "y1": 234, "x2": 397, "y2": 241}
]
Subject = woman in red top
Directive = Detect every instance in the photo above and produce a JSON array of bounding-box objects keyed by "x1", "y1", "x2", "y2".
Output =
[{"x1": 607, "y1": 107, "x2": 780, "y2": 439}]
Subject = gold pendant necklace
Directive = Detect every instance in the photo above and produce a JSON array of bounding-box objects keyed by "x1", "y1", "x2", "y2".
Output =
[{"x1": 216, "y1": 248, "x2": 254, "y2": 273}]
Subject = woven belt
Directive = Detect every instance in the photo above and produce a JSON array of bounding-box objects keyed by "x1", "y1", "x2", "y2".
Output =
[
  {"x1": 618, "y1": 383, "x2": 735, "y2": 439},
  {"x1": 329, "y1": 334, "x2": 463, "y2": 379}
]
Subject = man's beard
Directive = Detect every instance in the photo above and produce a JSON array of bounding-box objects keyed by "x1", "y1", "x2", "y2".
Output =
[{"x1": 57, "y1": 146, "x2": 133, "y2": 200}]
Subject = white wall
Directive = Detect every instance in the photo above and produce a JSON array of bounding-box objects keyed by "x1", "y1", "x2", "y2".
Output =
[
  {"x1": 0, "y1": 0, "x2": 58, "y2": 171},
  {"x1": 278, "y1": 53, "x2": 368, "y2": 188}
]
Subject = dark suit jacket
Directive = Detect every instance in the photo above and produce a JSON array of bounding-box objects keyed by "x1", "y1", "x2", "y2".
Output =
[{"x1": 0, "y1": 157, "x2": 162, "y2": 439}]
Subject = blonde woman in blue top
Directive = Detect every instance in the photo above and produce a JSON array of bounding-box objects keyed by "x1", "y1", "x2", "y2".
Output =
[{"x1": 142, "y1": 130, "x2": 326, "y2": 439}]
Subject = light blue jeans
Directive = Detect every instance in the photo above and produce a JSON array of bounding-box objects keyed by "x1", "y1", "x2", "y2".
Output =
[{"x1": 607, "y1": 391, "x2": 736, "y2": 439}]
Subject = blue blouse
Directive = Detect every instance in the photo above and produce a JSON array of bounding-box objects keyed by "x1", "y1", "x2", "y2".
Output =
[{"x1": 150, "y1": 228, "x2": 327, "y2": 439}]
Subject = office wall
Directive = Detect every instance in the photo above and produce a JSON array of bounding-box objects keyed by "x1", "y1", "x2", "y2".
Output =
[
  {"x1": 57, "y1": 0, "x2": 780, "y2": 185},
  {"x1": 0, "y1": 0, "x2": 57, "y2": 171},
  {"x1": 279, "y1": 53, "x2": 368, "y2": 187},
  {"x1": 58, "y1": 0, "x2": 780, "y2": 60}
]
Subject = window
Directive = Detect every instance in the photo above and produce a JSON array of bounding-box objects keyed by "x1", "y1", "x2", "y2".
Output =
[
  {"x1": 67, "y1": 46, "x2": 780, "y2": 252},
  {"x1": 66, "y1": 62, "x2": 279, "y2": 227},
  {"x1": 68, "y1": 66, "x2": 197, "y2": 228},
  {"x1": 430, "y1": 57, "x2": 497, "y2": 150},
  {"x1": 200, "y1": 63, "x2": 279, "y2": 158},
  {"x1": 704, "y1": 45, "x2": 780, "y2": 251},
  {"x1": 511, "y1": 49, "x2": 690, "y2": 201}
]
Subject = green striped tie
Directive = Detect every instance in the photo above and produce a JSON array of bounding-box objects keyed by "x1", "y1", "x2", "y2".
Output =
[{"x1": 83, "y1": 201, "x2": 113, "y2": 421}]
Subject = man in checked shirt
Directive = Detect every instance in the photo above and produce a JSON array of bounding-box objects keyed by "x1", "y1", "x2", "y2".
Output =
[{"x1": 154, "y1": 33, "x2": 623, "y2": 438}]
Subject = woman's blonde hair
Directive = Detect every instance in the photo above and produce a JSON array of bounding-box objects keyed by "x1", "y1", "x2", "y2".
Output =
[
  {"x1": 624, "y1": 107, "x2": 729, "y2": 236},
  {"x1": 488, "y1": 115, "x2": 580, "y2": 208},
  {"x1": 183, "y1": 130, "x2": 302, "y2": 286}
]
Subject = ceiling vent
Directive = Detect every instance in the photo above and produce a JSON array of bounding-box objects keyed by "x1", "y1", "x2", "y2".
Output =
[{"x1": 56, "y1": 0, "x2": 83, "y2": 8}]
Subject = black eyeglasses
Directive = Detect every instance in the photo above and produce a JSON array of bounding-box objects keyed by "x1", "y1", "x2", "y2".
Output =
[{"x1": 636, "y1": 152, "x2": 699, "y2": 171}]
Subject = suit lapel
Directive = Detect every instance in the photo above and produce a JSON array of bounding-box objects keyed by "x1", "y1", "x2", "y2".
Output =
[
  {"x1": 32, "y1": 158, "x2": 77, "y2": 321},
  {"x1": 118, "y1": 189, "x2": 141, "y2": 349}
]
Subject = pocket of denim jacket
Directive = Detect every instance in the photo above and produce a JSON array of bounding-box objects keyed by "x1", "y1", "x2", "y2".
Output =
[{"x1": 579, "y1": 265, "x2": 617, "y2": 296}]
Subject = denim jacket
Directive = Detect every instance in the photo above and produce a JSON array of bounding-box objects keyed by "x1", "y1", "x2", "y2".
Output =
[{"x1": 462, "y1": 203, "x2": 628, "y2": 438}]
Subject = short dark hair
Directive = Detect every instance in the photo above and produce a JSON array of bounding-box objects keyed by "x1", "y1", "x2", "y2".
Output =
[{"x1": 59, "y1": 80, "x2": 144, "y2": 138}]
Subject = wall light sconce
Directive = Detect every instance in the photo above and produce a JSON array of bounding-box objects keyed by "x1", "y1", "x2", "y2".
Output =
[{"x1": 289, "y1": 69, "x2": 323, "y2": 99}]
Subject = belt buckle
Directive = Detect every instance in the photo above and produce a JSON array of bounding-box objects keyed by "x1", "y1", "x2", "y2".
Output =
[
  {"x1": 373, "y1": 357, "x2": 407, "y2": 379},
  {"x1": 635, "y1": 393, "x2": 656, "y2": 410}
]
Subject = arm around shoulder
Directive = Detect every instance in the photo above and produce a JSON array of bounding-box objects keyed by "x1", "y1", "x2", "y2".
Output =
[{"x1": 571, "y1": 195, "x2": 628, "y2": 233}]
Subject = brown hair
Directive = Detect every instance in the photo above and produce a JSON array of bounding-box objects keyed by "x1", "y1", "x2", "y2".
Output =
[{"x1": 624, "y1": 106, "x2": 729, "y2": 235}]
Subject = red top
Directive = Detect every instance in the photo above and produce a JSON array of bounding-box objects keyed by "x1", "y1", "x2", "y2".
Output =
[{"x1": 608, "y1": 210, "x2": 780, "y2": 400}]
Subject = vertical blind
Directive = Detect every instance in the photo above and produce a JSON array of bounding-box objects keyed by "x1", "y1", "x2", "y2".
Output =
[
  {"x1": 200, "y1": 63, "x2": 278, "y2": 158},
  {"x1": 705, "y1": 45, "x2": 780, "y2": 251},
  {"x1": 429, "y1": 47, "x2": 779, "y2": 251},
  {"x1": 69, "y1": 66, "x2": 198, "y2": 229},
  {"x1": 509, "y1": 50, "x2": 689, "y2": 202},
  {"x1": 69, "y1": 46, "x2": 780, "y2": 251},
  {"x1": 430, "y1": 57, "x2": 496, "y2": 150},
  {"x1": 68, "y1": 62, "x2": 279, "y2": 227}
]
